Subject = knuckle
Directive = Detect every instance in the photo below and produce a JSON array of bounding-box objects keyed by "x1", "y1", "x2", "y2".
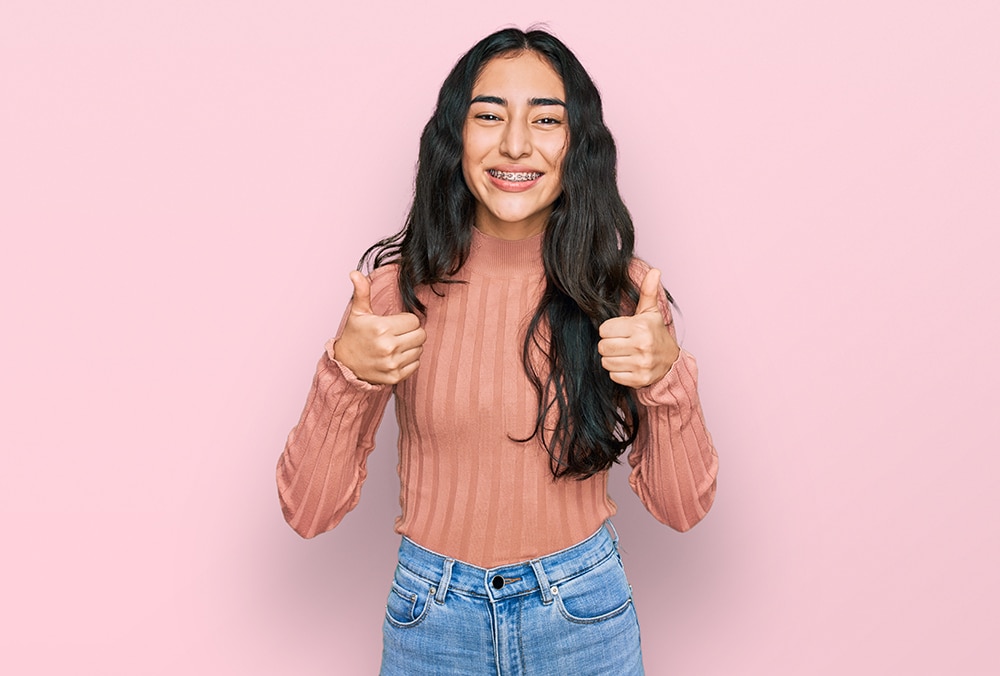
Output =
[{"x1": 373, "y1": 339, "x2": 393, "y2": 357}]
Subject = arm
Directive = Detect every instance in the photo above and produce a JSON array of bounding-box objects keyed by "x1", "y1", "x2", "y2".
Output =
[
  {"x1": 276, "y1": 347, "x2": 393, "y2": 538},
  {"x1": 276, "y1": 268, "x2": 408, "y2": 538},
  {"x1": 629, "y1": 347, "x2": 718, "y2": 531},
  {"x1": 627, "y1": 265, "x2": 718, "y2": 531}
]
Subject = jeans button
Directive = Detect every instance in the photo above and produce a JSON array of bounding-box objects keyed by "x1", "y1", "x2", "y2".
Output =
[{"x1": 491, "y1": 575, "x2": 504, "y2": 589}]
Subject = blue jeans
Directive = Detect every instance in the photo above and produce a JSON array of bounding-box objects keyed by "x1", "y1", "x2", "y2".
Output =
[{"x1": 380, "y1": 522, "x2": 644, "y2": 675}]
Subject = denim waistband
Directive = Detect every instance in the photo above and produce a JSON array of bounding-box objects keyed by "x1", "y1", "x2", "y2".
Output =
[{"x1": 396, "y1": 521, "x2": 620, "y2": 603}]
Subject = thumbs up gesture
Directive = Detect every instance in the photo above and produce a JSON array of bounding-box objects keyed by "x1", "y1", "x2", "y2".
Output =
[
  {"x1": 332, "y1": 271, "x2": 427, "y2": 385},
  {"x1": 597, "y1": 268, "x2": 680, "y2": 389}
]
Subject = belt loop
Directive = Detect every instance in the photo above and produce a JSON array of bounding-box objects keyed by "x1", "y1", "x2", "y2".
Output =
[
  {"x1": 605, "y1": 519, "x2": 620, "y2": 548},
  {"x1": 435, "y1": 558, "x2": 454, "y2": 604},
  {"x1": 530, "y1": 559, "x2": 553, "y2": 605}
]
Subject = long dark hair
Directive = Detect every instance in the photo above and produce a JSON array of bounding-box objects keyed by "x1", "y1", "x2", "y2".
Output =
[{"x1": 362, "y1": 27, "x2": 642, "y2": 479}]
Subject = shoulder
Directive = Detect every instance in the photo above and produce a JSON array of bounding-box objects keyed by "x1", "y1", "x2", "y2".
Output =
[{"x1": 367, "y1": 263, "x2": 404, "y2": 315}]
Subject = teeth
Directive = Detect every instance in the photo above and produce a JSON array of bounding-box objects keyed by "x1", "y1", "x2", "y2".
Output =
[{"x1": 488, "y1": 169, "x2": 541, "y2": 182}]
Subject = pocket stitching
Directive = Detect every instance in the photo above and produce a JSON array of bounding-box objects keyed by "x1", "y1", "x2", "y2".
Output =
[
  {"x1": 553, "y1": 589, "x2": 633, "y2": 625},
  {"x1": 384, "y1": 580, "x2": 434, "y2": 628}
]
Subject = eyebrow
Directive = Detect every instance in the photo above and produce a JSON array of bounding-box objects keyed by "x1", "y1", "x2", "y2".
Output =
[{"x1": 470, "y1": 95, "x2": 566, "y2": 107}]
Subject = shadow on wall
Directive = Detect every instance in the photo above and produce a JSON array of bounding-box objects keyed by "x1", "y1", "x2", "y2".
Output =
[
  {"x1": 606, "y1": 443, "x2": 733, "y2": 669},
  {"x1": 258, "y1": 401, "x2": 403, "y2": 672},
  {"x1": 257, "y1": 399, "x2": 734, "y2": 673}
]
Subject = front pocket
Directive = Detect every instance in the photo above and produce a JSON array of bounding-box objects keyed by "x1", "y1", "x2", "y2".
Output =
[
  {"x1": 384, "y1": 567, "x2": 434, "y2": 628},
  {"x1": 552, "y1": 554, "x2": 634, "y2": 624}
]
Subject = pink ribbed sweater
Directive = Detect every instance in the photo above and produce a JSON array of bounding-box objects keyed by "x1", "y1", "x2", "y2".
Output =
[{"x1": 277, "y1": 228, "x2": 718, "y2": 567}]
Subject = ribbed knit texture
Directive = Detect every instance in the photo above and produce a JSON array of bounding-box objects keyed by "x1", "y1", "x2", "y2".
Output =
[{"x1": 277, "y1": 227, "x2": 718, "y2": 567}]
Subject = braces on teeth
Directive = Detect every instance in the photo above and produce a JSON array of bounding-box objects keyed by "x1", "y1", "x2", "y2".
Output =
[{"x1": 489, "y1": 170, "x2": 541, "y2": 181}]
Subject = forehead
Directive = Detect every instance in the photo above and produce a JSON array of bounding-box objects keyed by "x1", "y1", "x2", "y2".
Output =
[{"x1": 472, "y1": 51, "x2": 566, "y2": 99}]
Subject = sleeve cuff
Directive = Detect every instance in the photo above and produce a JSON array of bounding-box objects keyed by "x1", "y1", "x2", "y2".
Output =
[
  {"x1": 636, "y1": 348, "x2": 698, "y2": 407},
  {"x1": 323, "y1": 338, "x2": 387, "y2": 393}
]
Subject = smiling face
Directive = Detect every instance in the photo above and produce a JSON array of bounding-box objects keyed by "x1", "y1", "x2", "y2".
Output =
[{"x1": 462, "y1": 51, "x2": 569, "y2": 240}]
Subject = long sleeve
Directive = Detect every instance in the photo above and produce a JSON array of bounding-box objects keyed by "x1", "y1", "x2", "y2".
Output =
[
  {"x1": 276, "y1": 236, "x2": 718, "y2": 562},
  {"x1": 275, "y1": 270, "x2": 398, "y2": 538},
  {"x1": 627, "y1": 262, "x2": 719, "y2": 531}
]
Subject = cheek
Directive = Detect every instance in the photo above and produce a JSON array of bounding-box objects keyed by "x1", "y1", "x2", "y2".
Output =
[
  {"x1": 460, "y1": 158, "x2": 478, "y2": 197},
  {"x1": 460, "y1": 139, "x2": 479, "y2": 187},
  {"x1": 462, "y1": 125, "x2": 490, "y2": 166},
  {"x1": 543, "y1": 134, "x2": 569, "y2": 171},
  {"x1": 460, "y1": 125, "x2": 476, "y2": 172}
]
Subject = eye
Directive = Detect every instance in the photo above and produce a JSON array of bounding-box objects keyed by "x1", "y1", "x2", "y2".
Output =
[
  {"x1": 475, "y1": 113, "x2": 502, "y2": 122},
  {"x1": 535, "y1": 117, "x2": 562, "y2": 126}
]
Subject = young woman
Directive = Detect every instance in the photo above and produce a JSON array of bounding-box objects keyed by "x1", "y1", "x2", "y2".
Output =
[{"x1": 277, "y1": 27, "x2": 718, "y2": 675}]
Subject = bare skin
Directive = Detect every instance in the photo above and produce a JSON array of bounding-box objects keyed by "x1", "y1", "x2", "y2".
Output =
[
  {"x1": 335, "y1": 267, "x2": 678, "y2": 388},
  {"x1": 462, "y1": 51, "x2": 568, "y2": 240},
  {"x1": 332, "y1": 271, "x2": 426, "y2": 385},
  {"x1": 334, "y1": 52, "x2": 677, "y2": 389},
  {"x1": 598, "y1": 268, "x2": 680, "y2": 388}
]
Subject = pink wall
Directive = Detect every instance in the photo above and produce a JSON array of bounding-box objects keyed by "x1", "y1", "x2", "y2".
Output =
[{"x1": 3, "y1": 1, "x2": 998, "y2": 673}]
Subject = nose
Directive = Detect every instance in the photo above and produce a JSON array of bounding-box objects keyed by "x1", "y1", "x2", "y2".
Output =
[{"x1": 499, "y1": 117, "x2": 532, "y2": 159}]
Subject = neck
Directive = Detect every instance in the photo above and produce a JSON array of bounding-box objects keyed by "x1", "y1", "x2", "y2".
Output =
[
  {"x1": 463, "y1": 226, "x2": 544, "y2": 278},
  {"x1": 473, "y1": 207, "x2": 549, "y2": 240}
]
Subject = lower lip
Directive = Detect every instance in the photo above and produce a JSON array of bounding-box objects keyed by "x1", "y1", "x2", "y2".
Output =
[{"x1": 487, "y1": 172, "x2": 542, "y2": 192}]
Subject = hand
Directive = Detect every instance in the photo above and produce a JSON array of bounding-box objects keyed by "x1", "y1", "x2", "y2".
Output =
[
  {"x1": 332, "y1": 271, "x2": 426, "y2": 385},
  {"x1": 597, "y1": 268, "x2": 680, "y2": 389}
]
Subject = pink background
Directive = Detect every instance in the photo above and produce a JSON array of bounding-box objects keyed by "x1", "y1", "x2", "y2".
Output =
[{"x1": 3, "y1": 1, "x2": 998, "y2": 674}]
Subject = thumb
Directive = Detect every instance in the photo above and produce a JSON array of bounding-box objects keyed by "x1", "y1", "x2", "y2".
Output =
[
  {"x1": 349, "y1": 270, "x2": 374, "y2": 315},
  {"x1": 635, "y1": 268, "x2": 662, "y2": 316}
]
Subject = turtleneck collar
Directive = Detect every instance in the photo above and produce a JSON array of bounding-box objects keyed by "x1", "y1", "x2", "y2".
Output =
[{"x1": 463, "y1": 226, "x2": 544, "y2": 278}]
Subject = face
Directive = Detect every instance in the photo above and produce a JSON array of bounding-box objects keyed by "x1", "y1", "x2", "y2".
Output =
[{"x1": 462, "y1": 51, "x2": 568, "y2": 240}]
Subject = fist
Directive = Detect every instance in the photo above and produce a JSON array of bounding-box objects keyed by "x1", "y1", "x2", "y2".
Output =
[
  {"x1": 332, "y1": 271, "x2": 426, "y2": 385},
  {"x1": 597, "y1": 268, "x2": 679, "y2": 389}
]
